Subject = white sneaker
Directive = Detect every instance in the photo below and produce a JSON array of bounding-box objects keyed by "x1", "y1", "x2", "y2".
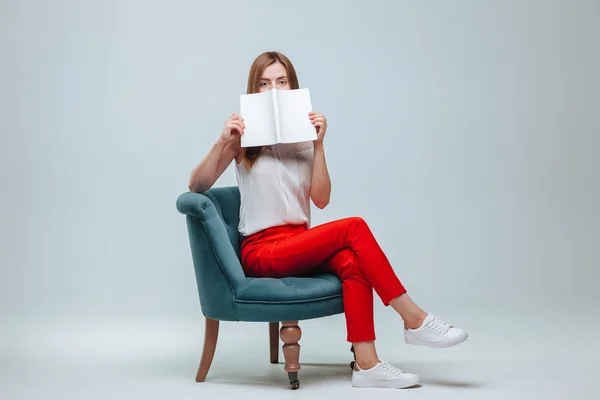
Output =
[
  {"x1": 404, "y1": 314, "x2": 468, "y2": 348},
  {"x1": 352, "y1": 360, "x2": 420, "y2": 389}
]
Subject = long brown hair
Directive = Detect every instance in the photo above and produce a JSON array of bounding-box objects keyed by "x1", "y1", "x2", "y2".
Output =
[{"x1": 243, "y1": 51, "x2": 300, "y2": 169}]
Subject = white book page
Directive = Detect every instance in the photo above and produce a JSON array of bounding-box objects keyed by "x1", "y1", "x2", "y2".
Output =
[
  {"x1": 240, "y1": 90, "x2": 277, "y2": 147},
  {"x1": 276, "y1": 88, "x2": 318, "y2": 144}
]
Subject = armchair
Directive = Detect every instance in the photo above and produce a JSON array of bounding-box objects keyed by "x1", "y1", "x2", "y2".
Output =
[{"x1": 176, "y1": 186, "x2": 345, "y2": 389}]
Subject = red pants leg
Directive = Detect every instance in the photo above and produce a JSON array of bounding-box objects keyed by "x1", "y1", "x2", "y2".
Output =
[
  {"x1": 241, "y1": 217, "x2": 407, "y2": 342},
  {"x1": 320, "y1": 248, "x2": 376, "y2": 342}
]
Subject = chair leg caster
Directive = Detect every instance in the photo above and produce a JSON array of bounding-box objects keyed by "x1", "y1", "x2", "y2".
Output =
[{"x1": 288, "y1": 372, "x2": 300, "y2": 390}]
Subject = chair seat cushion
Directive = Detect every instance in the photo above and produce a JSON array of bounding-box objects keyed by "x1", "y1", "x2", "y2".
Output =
[{"x1": 235, "y1": 273, "x2": 342, "y2": 304}]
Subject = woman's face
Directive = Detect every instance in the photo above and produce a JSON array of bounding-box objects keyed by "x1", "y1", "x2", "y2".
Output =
[{"x1": 259, "y1": 62, "x2": 290, "y2": 92}]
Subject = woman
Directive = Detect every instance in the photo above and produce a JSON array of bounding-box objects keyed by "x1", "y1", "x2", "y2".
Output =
[{"x1": 189, "y1": 51, "x2": 468, "y2": 389}]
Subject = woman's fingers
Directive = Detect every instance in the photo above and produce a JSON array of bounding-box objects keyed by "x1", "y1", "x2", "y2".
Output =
[
  {"x1": 228, "y1": 116, "x2": 245, "y2": 128},
  {"x1": 226, "y1": 121, "x2": 244, "y2": 135},
  {"x1": 233, "y1": 121, "x2": 245, "y2": 134},
  {"x1": 226, "y1": 114, "x2": 244, "y2": 127},
  {"x1": 309, "y1": 112, "x2": 326, "y2": 123}
]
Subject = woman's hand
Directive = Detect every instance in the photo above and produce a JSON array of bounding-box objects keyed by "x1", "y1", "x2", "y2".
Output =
[
  {"x1": 309, "y1": 111, "x2": 327, "y2": 145},
  {"x1": 220, "y1": 113, "x2": 245, "y2": 143}
]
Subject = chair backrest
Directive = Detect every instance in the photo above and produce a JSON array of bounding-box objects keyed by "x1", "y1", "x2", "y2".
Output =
[{"x1": 177, "y1": 186, "x2": 246, "y2": 321}]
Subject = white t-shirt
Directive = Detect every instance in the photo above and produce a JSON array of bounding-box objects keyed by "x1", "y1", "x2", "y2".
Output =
[{"x1": 235, "y1": 141, "x2": 314, "y2": 237}]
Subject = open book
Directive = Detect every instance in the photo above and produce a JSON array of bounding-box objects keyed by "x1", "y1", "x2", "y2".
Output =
[{"x1": 240, "y1": 88, "x2": 317, "y2": 147}]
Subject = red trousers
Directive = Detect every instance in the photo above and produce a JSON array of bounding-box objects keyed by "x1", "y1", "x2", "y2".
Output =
[{"x1": 241, "y1": 217, "x2": 407, "y2": 343}]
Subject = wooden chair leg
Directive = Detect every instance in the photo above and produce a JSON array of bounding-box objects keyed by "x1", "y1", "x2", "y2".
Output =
[
  {"x1": 269, "y1": 322, "x2": 279, "y2": 364},
  {"x1": 280, "y1": 321, "x2": 301, "y2": 390},
  {"x1": 195, "y1": 317, "x2": 219, "y2": 382}
]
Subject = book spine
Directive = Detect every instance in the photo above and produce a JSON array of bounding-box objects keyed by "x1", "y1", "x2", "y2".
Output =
[{"x1": 272, "y1": 89, "x2": 281, "y2": 143}]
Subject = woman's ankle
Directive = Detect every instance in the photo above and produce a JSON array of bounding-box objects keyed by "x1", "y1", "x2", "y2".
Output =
[
  {"x1": 352, "y1": 341, "x2": 379, "y2": 370},
  {"x1": 355, "y1": 358, "x2": 379, "y2": 370},
  {"x1": 404, "y1": 312, "x2": 427, "y2": 330}
]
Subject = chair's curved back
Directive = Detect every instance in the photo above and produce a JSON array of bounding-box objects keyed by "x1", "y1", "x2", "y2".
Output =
[
  {"x1": 201, "y1": 186, "x2": 243, "y2": 258},
  {"x1": 176, "y1": 186, "x2": 246, "y2": 321}
]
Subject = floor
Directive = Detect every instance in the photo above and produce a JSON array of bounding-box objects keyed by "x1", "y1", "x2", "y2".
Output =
[{"x1": 2, "y1": 306, "x2": 598, "y2": 400}]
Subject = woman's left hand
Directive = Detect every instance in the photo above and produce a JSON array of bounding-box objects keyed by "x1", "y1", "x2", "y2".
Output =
[{"x1": 309, "y1": 111, "x2": 327, "y2": 144}]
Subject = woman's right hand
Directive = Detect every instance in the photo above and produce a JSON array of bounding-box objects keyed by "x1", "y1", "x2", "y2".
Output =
[{"x1": 220, "y1": 113, "x2": 245, "y2": 143}]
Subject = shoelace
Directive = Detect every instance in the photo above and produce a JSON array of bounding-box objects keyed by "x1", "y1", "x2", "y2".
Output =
[
  {"x1": 379, "y1": 361, "x2": 406, "y2": 376},
  {"x1": 425, "y1": 315, "x2": 451, "y2": 335}
]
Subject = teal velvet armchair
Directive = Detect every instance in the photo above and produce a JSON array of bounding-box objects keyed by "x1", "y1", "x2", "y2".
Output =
[{"x1": 176, "y1": 186, "x2": 345, "y2": 389}]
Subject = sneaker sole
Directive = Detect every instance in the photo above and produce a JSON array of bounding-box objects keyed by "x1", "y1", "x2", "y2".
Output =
[
  {"x1": 405, "y1": 331, "x2": 469, "y2": 348},
  {"x1": 352, "y1": 375, "x2": 421, "y2": 389}
]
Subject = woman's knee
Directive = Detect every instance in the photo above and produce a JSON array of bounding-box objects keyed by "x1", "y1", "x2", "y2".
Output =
[
  {"x1": 341, "y1": 216, "x2": 368, "y2": 233},
  {"x1": 345, "y1": 216, "x2": 374, "y2": 237},
  {"x1": 347, "y1": 216, "x2": 366, "y2": 226}
]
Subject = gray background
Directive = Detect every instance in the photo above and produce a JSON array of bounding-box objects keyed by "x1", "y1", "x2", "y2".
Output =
[{"x1": 1, "y1": 1, "x2": 599, "y2": 398}]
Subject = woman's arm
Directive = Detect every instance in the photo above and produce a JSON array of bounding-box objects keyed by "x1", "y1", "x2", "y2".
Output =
[
  {"x1": 309, "y1": 111, "x2": 331, "y2": 208},
  {"x1": 310, "y1": 141, "x2": 331, "y2": 208},
  {"x1": 188, "y1": 114, "x2": 245, "y2": 193}
]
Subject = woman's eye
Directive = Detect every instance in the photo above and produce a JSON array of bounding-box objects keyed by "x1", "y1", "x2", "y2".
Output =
[
  {"x1": 260, "y1": 82, "x2": 268, "y2": 86},
  {"x1": 279, "y1": 80, "x2": 287, "y2": 85}
]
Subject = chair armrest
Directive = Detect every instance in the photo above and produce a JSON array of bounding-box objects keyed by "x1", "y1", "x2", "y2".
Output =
[
  {"x1": 176, "y1": 192, "x2": 219, "y2": 221},
  {"x1": 176, "y1": 191, "x2": 247, "y2": 301}
]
